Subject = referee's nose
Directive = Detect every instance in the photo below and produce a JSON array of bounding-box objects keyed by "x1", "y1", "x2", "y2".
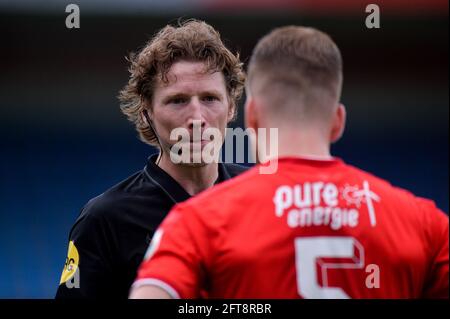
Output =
[{"x1": 187, "y1": 100, "x2": 206, "y2": 132}]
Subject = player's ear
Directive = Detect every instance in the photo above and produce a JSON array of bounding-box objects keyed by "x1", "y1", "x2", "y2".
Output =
[
  {"x1": 244, "y1": 95, "x2": 258, "y2": 132},
  {"x1": 330, "y1": 103, "x2": 346, "y2": 143},
  {"x1": 244, "y1": 94, "x2": 261, "y2": 163}
]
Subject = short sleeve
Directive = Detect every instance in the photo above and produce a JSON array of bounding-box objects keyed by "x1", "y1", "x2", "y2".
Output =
[
  {"x1": 420, "y1": 199, "x2": 449, "y2": 298},
  {"x1": 55, "y1": 203, "x2": 116, "y2": 299},
  {"x1": 133, "y1": 203, "x2": 210, "y2": 299}
]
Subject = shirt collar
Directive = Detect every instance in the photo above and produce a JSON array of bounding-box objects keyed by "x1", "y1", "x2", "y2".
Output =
[{"x1": 143, "y1": 153, "x2": 232, "y2": 203}]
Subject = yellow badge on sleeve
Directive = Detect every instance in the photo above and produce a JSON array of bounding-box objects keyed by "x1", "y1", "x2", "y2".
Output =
[{"x1": 59, "y1": 241, "x2": 79, "y2": 285}]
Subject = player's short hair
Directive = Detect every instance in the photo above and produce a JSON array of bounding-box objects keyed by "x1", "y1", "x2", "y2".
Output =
[
  {"x1": 119, "y1": 19, "x2": 245, "y2": 147},
  {"x1": 247, "y1": 26, "x2": 343, "y2": 122}
]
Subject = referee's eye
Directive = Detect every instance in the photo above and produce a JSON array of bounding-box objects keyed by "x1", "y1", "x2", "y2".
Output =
[{"x1": 203, "y1": 95, "x2": 219, "y2": 102}]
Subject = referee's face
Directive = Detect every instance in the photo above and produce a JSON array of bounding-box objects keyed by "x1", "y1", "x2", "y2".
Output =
[{"x1": 151, "y1": 60, "x2": 232, "y2": 165}]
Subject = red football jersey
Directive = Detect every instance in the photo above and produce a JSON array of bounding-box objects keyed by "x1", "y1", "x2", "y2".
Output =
[{"x1": 134, "y1": 157, "x2": 449, "y2": 298}]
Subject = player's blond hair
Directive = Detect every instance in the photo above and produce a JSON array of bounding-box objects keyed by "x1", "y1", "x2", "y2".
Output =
[
  {"x1": 247, "y1": 26, "x2": 343, "y2": 121},
  {"x1": 118, "y1": 19, "x2": 245, "y2": 147}
]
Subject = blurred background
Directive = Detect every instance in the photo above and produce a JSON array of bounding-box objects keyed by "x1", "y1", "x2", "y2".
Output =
[{"x1": 0, "y1": 0, "x2": 448, "y2": 298}]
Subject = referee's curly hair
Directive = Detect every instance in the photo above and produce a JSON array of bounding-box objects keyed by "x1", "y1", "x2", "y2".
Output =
[{"x1": 118, "y1": 19, "x2": 246, "y2": 147}]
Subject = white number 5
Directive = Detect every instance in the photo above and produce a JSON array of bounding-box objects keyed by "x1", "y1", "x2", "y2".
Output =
[{"x1": 295, "y1": 236, "x2": 364, "y2": 299}]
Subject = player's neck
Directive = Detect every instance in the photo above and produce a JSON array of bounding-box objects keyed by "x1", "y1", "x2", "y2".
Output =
[
  {"x1": 157, "y1": 153, "x2": 219, "y2": 196},
  {"x1": 265, "y1": 129, "x2": 332, "y2": 161}
]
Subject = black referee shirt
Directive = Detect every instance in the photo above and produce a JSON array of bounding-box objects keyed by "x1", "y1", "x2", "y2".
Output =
[{"x1": 55, "y1": 154, "x2": 248, "y2": 299}]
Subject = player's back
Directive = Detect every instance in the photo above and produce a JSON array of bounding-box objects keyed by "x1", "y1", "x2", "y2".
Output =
[{"x1": 194, "y1": 157, "x2": 448, "y2": 298}]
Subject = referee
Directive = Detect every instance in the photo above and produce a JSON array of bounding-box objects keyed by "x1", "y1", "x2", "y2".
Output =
[{"x1": 55, "y1": 19, "x2": 246, "y2": 299}]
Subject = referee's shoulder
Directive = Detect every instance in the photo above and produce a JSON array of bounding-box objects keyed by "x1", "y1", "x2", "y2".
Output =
[{"x1": 75, "y1": 170, "x2": 144, "y2": 224}]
